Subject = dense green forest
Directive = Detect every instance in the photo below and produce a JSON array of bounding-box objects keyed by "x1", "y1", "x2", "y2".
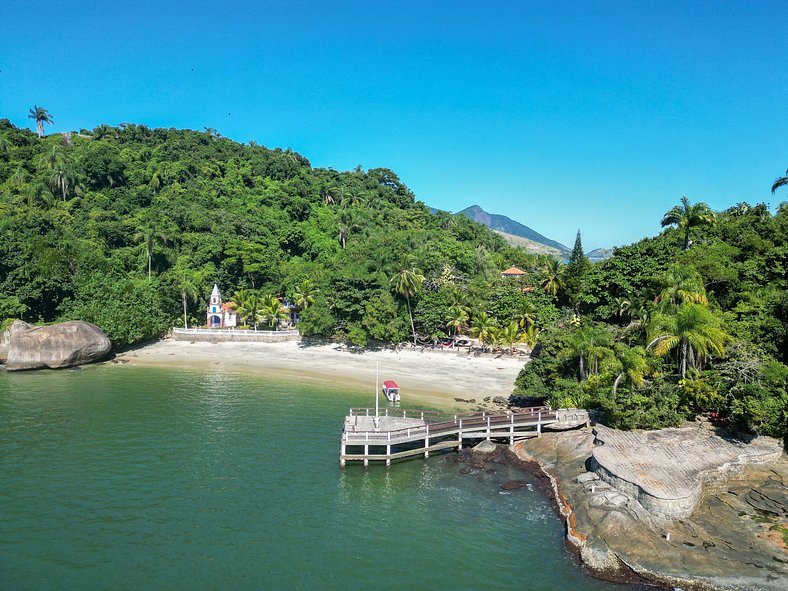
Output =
[{"x1": 1, "y1": 118, "x2": 785, "y2": 441}]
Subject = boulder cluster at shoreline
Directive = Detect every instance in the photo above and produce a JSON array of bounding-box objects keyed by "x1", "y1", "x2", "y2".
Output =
[{"x1": 513, "y1": 426, "x2": 787, "y2": 591}]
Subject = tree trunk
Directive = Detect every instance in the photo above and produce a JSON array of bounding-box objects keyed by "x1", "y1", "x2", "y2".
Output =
[
  {"x1": 406, "y1": 296, "x2": 416, "y2": 345},
  {"x1": 579, "y1": 354, "x2": 585, "y2": 380},
  {"x1": 182, "y1": 292, "x2": 188, "y2": 328},
  {"x1": 612, "y1": 373, "x2": 623, "y2": 398},
  {"x1": 680, "y1": 340, "x2": 688, "y2": 377}
]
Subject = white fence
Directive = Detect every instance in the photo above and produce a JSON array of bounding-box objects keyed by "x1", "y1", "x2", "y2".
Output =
[{"x1": 171, "y1": 327, "x2": 300, "y2": 342}]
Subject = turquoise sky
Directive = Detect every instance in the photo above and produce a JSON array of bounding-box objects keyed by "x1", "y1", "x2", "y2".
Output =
[{"x1": 2, "y1": 1, "x2": 786, "y2": 249}]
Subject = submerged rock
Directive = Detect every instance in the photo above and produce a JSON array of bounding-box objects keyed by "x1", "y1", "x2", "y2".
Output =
[
  {"x1": 500, "y1": 480, "x2": 529, "y2": 491},
  {"x1": 5, "y1": 321, "x2": 111, "y2": 371}
]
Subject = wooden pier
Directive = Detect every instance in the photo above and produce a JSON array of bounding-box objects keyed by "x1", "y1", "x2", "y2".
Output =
[{"x1": 339, "y1": 406, "x2": 589, "y2": 467}]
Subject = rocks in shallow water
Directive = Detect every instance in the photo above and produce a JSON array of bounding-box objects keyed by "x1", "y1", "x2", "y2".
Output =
[
  {"x1": 500, "y1": 480, "x2": 530, "y2": 491},
  {"x1": 5, "y1": 321, "x2": 111, "y2": 371},
  {"x1": 493, "y1": 396, "x2": 508, "y2": 405}
]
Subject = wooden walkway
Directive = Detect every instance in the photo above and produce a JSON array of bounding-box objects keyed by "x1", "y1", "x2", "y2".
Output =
[{"x1": 340, "y1": 406, "x2": 588, "y2": 467}]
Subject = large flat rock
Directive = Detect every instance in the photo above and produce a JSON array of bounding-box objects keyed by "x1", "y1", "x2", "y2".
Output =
[
  {"x1": 514, "y1": 428, "x2": 787, "y2": 591},
  {"x1": 591, "y1": 425, "x2": 783, "y2": 518},
  {"x1": 5, "y1": 321, "x2": 111, "y2": 371}
]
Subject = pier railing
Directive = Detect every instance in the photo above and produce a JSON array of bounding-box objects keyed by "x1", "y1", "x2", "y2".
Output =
[{"x1": 343, "y1": 407, "x2": 557, "y2": 445}]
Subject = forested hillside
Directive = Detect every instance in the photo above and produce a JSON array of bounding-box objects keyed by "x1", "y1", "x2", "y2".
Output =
[
  {"x1": 0, "y1": 120, "x2": 533, "y2": 347},
  {"x1": 1, "y1": 118, "x2": 785, "y2": 442},
  {"x1": 513, "y1": 199, "x2": 787, "y2": 441}
]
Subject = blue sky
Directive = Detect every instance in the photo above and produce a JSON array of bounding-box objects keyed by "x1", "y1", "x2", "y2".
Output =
[{"x1": 2, "y1": 1, "x2": 786, "y2": 250}]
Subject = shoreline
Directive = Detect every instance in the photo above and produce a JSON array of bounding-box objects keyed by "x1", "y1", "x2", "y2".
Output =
[
  {"x1": 113, "y1": 338, "x2": 527, "y2": 411},
  {"x1": 512, "y1": 430, "x2": 787, "y2": 591}
]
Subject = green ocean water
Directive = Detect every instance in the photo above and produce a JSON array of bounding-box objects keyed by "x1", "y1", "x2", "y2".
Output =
[{"x1": 0, "y1": 365, "x2": 642, "y2": 590}]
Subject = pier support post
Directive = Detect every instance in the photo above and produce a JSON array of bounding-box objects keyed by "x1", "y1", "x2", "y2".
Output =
[
  {"x1": 424, "y1": 438, "x2": 429, "y2": 458},
  {"x1": 340, "y1": 443, "x2": 346, "y2": 468},
  {"x1": 364, "y1": 444, "x2": 369, "y2": 467},
  {"x1": 537, "y1": 412, "x2": 542, "y2": 437},
  {"x1": 386, "y1": 445, "x2": 391, "y2": 467}
]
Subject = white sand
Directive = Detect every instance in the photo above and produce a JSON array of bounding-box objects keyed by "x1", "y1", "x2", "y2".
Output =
[{"x1": 116, "y1": 339, "x2": 527, "y2": 410}]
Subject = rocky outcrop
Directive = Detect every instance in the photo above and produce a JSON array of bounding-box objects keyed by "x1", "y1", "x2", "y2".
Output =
[
  {"x1": 0, "y1": 320, "x2": 31, "y2": 363},
  {"x1": 5, "y1": 321, "x2": 111, "y2": 371},
  {"x1": 513, "y1": 428, "x2": 788, "y2": 591},
  {"x1": 590, "y1": 425, "x2": 783, "y2": 518}
]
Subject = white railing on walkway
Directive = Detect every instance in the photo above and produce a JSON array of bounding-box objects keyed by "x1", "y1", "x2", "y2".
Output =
[{"x1": 172, "y1": 327, "x2": 300, "y2": 336}]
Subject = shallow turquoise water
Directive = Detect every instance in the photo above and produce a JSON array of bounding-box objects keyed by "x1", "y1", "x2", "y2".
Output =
[{"x1": 0, "y1": 365, "x2": 638, "y2": 590}]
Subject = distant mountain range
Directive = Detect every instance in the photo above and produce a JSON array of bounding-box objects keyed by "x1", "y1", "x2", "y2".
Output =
[
  {"x1": 457, "y1": 205, "x2": 571, "y2": 257},
  {"x1": 429, "y1": 204, "x2": 612, "y2": 260}
]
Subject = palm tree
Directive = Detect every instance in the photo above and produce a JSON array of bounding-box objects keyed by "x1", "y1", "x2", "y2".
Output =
[
  {"x1": 563, "y1": 324, "x2": 613, "y2": 379},
  {"x1": 647, "y1": 303, "x2": 731, "y2": 377},
  {"x1": 235, "y1": 292, "x2": 264, "y2": 330},
  {"x1": 513, "y1": 301, "x2": 537, "y2": 330},
  {"x1": 445, "y1": 304, "x2": 469, "y2": 337},
  {"x1": 28, "y1": 105, "x2": 54, "y2": 137},
  {"x1": 660, "y1": 196, "x2": 716, "y2": 250},
  {"x1": 469, "y1": 311, "x2": 496, "y2": 352},
  {"x1": 540, "y1": 259, "x2": 563, "y2": 297},
  {"x1": 91, "y1": 124, "x2": 116, "y2": 140},
  {"x1": 771, "y1": 169, "x2": 788, "y2": 194},
  {"x1": 656, "y1": 264, "x2": 707, "y2": 308},
  {"x1": 611, "y1": 296, "x2": 631, "y2": 321},
  {"x1": 500, "y1": 321, "x2": 522, "y2": 355},
  {"x1": 49, "y1": 160, "x2": 83, "y2": 201},
  {"x1": 611, "y1": 345, "x2": 648, "y2": 397},
  {"x1": 390, "y1": 268, "x2": 424, "y2": 345},
  {"x1": 292, "y1": 279, "x2": 318, "y2": 309},
  {"x1": 174, "y1": 267, "x2": 203, "y2": 328},
  {"x1": 521, "y1": 325, "x2": 540, "y2": 353},
  {"x1": 262, "y1": 295, "x2": 288, "y2": 329},
  {"x1": 133, "y1": 222, "x2": 167, "y2": 280}
]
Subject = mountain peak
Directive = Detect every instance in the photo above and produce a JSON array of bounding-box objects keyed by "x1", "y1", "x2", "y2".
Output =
[{"x1": 457, "y1": 205, "x2": 570, "y2": 254}]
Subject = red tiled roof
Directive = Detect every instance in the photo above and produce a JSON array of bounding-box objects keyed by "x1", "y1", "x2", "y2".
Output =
[{"x1": 501, "y1": 266, "x2": 526, "y2": 276}]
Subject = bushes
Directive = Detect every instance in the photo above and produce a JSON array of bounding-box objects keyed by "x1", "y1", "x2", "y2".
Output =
[{"x1": 58, "y1": 275, "x2": 172, "y2": 348}]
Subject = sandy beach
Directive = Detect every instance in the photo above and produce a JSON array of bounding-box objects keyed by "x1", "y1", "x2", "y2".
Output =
[{"x1": 115, "y1": 339, "x2": 527, "y2": 410}]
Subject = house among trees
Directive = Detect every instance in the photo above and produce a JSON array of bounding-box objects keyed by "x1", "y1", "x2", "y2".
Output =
[
  {"x1": 206, "y1": 284, "x2": 237, "y2": 328},
  {"x1": 501, "y1": 266, "x2": 526, "y2": 278}
]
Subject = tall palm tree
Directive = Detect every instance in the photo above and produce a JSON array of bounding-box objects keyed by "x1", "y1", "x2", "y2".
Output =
[
  {"x1": 28, "y1": 105, "x2": 54, "y2": 137},
  {"x1": 174, "y1": 267, "x2": 203, "y2": 329},
  {"x1": 390, "y1": 268, "x2": 424, "y2": 345},
  {"x1": 771, "y1": 169, "x2": 788, "y2": 194},
  {"x1": 133, "y1": 222, "x2": 167, "y2": 280},
  {"x1": 647, "y1": 303, "x2": 731, "y2": 377},
  {"x1": 660, "y1": 196, "x2": 716, "y2": 250},
  {"x1": 540, "y1": 259, "x2": 563, "y2": 297},
  {"x1": 49, "y1": 160, "x2": 83, "y2": 201}
]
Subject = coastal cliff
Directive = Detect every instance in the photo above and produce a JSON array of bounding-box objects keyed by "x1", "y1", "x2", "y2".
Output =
[{"x1": 513, "y1": 427, "x2": 787, "y2": 591}]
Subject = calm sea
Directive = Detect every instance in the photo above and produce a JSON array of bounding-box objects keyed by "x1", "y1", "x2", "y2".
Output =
[{"x1": 0, "y1": 365, "x2": 641, "y2": 590}]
